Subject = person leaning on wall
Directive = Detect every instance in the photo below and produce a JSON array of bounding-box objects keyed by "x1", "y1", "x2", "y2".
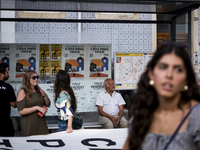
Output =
[
  {"x1": 17, "y1": 70, "x2": 51, "y2": 136},
  {"x1": 123, "y1": 43, "x2": 200, "y2": 150},
  {"x1": 0, "y1": 63, "x2": 17, "y2": 136},
  {"x1": 96, "y1": 78, "x2": 128, "y2": 129}
]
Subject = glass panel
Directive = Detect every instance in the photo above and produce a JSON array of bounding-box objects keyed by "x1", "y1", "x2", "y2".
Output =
[
  {"x1": 157, "y1": 24, "x2": 170, "y2": 48},
  {"x1": 176, "y1": 13, "x2": 188, "y2": 45}
]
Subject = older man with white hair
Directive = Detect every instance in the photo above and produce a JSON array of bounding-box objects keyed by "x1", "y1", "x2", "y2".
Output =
[{"x1": 96, "y1": 78, "x2": 128, "y2": 129}]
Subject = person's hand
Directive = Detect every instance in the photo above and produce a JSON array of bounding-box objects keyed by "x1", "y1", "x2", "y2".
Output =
[
  {"x1": 66, "y1": 127, "x2": 73, "y2": 133},
  {"x1": 38, "y1": 106, "x2": 47, "y2": 115},
  {"x1": 115, "y1": 117, "x2": 120, "y2": 126},
  {"x1": 110, "y1": 116, "x2": 118, "y2": 127},
  {"x1": 40, "y1": 89, "x2": 47, "y2": 97}
]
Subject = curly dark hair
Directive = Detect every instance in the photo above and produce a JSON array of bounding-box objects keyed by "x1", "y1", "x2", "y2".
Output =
[
  {"x1": 54, "y1": 70, "x2": 77, "y2": 112},
  {"x1": 129, "y1": 43, "x2": 200, "y2": 150}
]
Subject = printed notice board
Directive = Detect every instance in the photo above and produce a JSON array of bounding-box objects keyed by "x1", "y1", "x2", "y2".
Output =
[{"x1": 114, "y1": 53, "x2": 154, "y2": 90}]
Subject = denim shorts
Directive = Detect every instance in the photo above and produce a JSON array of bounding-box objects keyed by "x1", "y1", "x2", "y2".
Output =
[{"x1": 57, "y1": 120, "x2": 68, "y2": 132}]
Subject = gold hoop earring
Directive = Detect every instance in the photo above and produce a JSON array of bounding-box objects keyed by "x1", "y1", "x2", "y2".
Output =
[
  {"x1": 181, "y1": 85, "x2": 188, "y2": 91},
  {"x1": 149, "y1": 80, "x2": 154, "y2": 86}
]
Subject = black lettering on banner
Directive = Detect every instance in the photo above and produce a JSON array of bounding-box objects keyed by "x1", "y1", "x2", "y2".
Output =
[
  {"x1": 0, "y1": 140, "x2": 12, "y2": 148},
  {"x1": 81, "y1": 138, "x2": 116, "y2": 147},
  {"x1": 89, "y1": 148, "x2": 120, "y2": 150},
  {"x1": 27, "y1": 139, "x2": 65, "y2": 147}
]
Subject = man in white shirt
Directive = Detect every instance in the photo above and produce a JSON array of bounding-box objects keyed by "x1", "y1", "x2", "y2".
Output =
[{"x1": 96, "y1": 78, "x2": 128, "y2": 129}]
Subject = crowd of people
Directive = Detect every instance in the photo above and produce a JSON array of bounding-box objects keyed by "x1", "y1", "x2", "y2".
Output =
[
  {"x1": 1, "y1": 43, "x2": 200, "y2": 149},
  {"x1": 0, "y1": 64, "x2": 128, "y2": 137}
]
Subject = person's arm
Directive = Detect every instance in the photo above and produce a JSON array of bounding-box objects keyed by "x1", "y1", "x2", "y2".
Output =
[
  {"x1": 17, "y1": 89, "x2": 47, "y2": 116},
  {"x1": 9, "y1": 85, "x2": 17, "y2": 108},
  {"x1": 122, "y1": 134, "x2": 130, "y2": 150},
  {"x1": 66, "y1": 116, "x2": 73, "y2": 133},
  {"x1": 10, "y1": 102, "x2": 16, "y2": 108},
  {"x1": 115, "y1": 105, "x2": 124, "y2": 125},
  {"x1": 197, "y1": 141, "x2": 200, "y2": 150},
  {"x1": 98, "y1": 105, "x2": 117, "y2": 127},
  {"x1": 40, "y1": 89, "x2": 51, "y2": 107}
]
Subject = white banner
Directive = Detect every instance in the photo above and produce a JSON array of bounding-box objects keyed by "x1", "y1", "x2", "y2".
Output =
[{"x1": 0, "y1": 129, "x2": 128, "y2": 150}]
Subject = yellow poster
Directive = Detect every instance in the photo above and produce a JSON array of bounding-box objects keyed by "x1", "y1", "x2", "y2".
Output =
[
  {"x1": 39, "y1": 60, "x2": 50, "y2": 75},
  {"x1": 50, "y1": 60, "x2": 61, "y2": 76},
  {"x1": 51, "y1": 44, "x2": 62, "y2": 59},
  {"x1": 40, "y1": 44, "x2": 50, "y2": 59}
]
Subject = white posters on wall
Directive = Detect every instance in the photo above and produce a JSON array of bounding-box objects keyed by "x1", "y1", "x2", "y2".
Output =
[
  {"x1": 61, "y1": 44, "x2": 86, "y2": 79},
  {"x1": 0, "y1": 44, "x2": 40, "y2": 81},
  {"x1": 6, "y1": 44, "x2": 111, "y2": 116},
  {"x1": 10, "y1": 80, "x2": 105, "y2": 116},
  {"x1": 39, "y1": 84, "x2": 57, "y2": 116},
  {"x1": 0, "y1": 44, "x2": 15, "y2": 81},
  {"x1": 13, "y1": 44, "x2": 39, "y2": 80},
  {"x1": 88, "y1": 44, "x2": 111, "y2": 79}
]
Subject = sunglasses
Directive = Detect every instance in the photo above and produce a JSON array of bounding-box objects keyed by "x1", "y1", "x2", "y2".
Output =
[{"x1": 31, "y1": 75, "x2": 39, "y2": 80}]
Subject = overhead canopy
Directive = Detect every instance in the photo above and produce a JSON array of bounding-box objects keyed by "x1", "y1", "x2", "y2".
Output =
[{"x1": 0, "y1": 0, "x2": 200, "y2": 22}]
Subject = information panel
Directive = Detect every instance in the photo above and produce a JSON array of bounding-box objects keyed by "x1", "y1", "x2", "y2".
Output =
[{"x1": 114, "y1": 53, "x2": 154, "y2": 90}]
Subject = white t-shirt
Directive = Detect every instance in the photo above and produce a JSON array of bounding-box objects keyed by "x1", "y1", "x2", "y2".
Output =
[{"x1": 96, "y1": 90, "x2": 126, "y2": 116}]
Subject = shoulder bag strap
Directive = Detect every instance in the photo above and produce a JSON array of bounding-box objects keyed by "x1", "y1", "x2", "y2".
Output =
[{"x1": 162, "y1": 104, "x2": 199, "y2": 150}]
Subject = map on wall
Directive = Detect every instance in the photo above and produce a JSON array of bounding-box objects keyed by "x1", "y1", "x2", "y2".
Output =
[{"x1": 114, "y1": 53, "x2": 154, "y2": 90}]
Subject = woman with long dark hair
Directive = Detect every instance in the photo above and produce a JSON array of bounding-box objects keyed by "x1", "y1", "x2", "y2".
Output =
[
  {"x1": 123, "y1": 43, "x2": 200, "y2": 150},
  {"x1": 17, "y1": 70, "x2": 51, "y2": 136},
  {"x1": 54, "y1": 70, "x2": 77, "y2": 133}
]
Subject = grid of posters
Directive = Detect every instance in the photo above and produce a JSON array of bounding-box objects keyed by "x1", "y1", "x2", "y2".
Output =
[
  {"x1": 4, "y1": 43, "x2": 111, "y2": 115},
  {"x1": 39, "y1": 44, "x2": 62, "y2": 76}
]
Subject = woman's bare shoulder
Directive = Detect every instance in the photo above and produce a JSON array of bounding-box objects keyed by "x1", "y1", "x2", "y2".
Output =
[
  {"x1": 191, "y1": 99, "x2": 200, "y2": 106},
  {"x1": 17, "y1": 89, "x2": 26, "y2": 102}
]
